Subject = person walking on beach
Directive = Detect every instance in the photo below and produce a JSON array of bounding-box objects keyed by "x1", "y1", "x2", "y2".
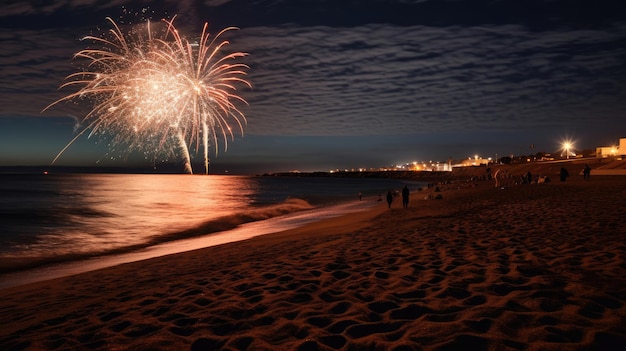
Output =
[
  {"x1": 560, "y1": 167, "x2": 569, "y2": 182},
  {"x1": 583, "y1": 165, "x2": 591, "y2": 180},
  {"x1": 494, "y1": 169, "x2": 500, "y2": 188},
  {"x1": 386, "y1": 191, "x2": 393, "y2": 209},
  {"x1": 402, "y1": 185, "x2": 409, "y2": 208},
  {"x1": 358, "y1": 192, "x2": 362, "y2": 201}
]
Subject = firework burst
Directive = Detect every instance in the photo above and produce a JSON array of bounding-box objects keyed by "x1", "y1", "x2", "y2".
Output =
[{"x1": 44, "y1": 16, "x2": 251, "y2": 174}]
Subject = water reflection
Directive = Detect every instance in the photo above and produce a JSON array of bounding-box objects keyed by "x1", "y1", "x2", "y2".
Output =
[
  {"x1": 0, "y1": 173, "x2": 415, "y2": 273},
  {"x1": 2, "y1": 174, "x2": 262, "y2": 259}
]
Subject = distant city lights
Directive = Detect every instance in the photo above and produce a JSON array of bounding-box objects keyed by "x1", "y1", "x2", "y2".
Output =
[{"x1": 325, "y1": 137, "x2": 624, "y2": 174}]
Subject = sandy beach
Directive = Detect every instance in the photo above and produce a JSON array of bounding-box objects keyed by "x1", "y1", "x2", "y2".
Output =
[{"x1": 1, "y1": 169, "x2": 625, "y2": 350}]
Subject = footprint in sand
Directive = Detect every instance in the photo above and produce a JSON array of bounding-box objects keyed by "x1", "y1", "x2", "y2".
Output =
[
  {"x1": 306, "y1": 316, "x2": 332, "y2": 328},
  {"x1": 123, "y1": 323, "x2": 161, "y2": 338},
  {"x1": 464, "y1": 318, "x2": 493, "y2": 333},
  {"x1": 98, "y1": 310, "x2": 123, "y2": 322},
  {"x1": 190, "y1": 337, "x2": 225, "y2": 351},
  {"x1": 368, "y1": 300, "x2": 400, "y2": 314},
  {"x1": 329, "y1": 301, "x2": 352, "y2": 314},
  {"x1": 326, "y1": 319, "x2": 358, "y2": 334},
  {"x1": 319, "y1": 334, "x2": 347, "y2": 349},
  {"x1": 345, "y1": 322, "x2": 403, "y2": 339}
]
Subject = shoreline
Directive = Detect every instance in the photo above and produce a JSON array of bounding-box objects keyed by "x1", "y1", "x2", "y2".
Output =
[
  {"x1": 1, "y1": 175, "x2": 625, "y2": 350},
  {"x1": 0, "y1": 197, "x2": 384, "y2": 290},
  {"x1": 0, "y1": 173, "x2": 419, "y2": 277}
]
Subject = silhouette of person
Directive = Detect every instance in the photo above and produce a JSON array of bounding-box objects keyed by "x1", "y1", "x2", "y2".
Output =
[
  {"x1": 358, "y1": 192, "x2": 362, "y2": 201},
  {"x1": 583, "y1": 165, "x2": 591, "y2": 180},
  {"x1": 386, "y1": 191, "x2": 393, "y2": 209},
  {"x1": 494, "y1": 169, "x2": 500, "y2": 188},
  {"x1": 560, "y1": 167, "x2": 569, "y2": 182},
  {"x1": 402, "y1": 185, "x2": 409, "y2": 208}
]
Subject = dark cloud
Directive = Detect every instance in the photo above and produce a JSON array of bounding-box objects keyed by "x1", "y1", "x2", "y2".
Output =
[
  {"x1": 0, "y1": 28, "x2": 80, "y2": 117},
  {"x1": 4, "y1": 0, "x2": 626, "y2": 28},
  {"x1": 235, "y1": 23, "x2": 626, "y2": 136}
]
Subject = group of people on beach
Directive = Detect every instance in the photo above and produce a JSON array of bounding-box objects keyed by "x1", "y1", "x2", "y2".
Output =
[
  {"x1": 386, "y1": 186, "x2": 410, "y2": 209},
  {"x1": 371, "y1": 185, "x2": 411, "y2": 209},
  {"x1": 493, "y1": 164, "x2": 590, "y2": 188},
  {"x1": 366, "y1": 163, "x2": 594, "y2": 208}
]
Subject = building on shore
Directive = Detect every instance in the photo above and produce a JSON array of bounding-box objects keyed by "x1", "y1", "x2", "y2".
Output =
[
  {"x1": 596, "y1": 137, "x2": 625, "y2": 158},
  {"x1": 457, "y1": 156, "x2": 491, "y2": 167}
]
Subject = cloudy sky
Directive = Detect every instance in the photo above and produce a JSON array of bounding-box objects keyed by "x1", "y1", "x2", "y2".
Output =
[{"x1": 1, "y1": 0, "x2": 625, "y2": 173}]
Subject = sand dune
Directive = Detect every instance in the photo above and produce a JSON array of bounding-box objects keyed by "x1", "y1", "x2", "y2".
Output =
[{"x1": 1, "y1": 174, "x2": 625, "y2": 350}]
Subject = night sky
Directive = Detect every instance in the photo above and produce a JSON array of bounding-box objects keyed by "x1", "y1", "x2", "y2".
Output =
[{"x1": 2, "y1": 0, "x2": 625, "y2": 174}]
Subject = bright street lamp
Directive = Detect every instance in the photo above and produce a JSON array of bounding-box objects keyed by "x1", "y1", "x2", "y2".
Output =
[{"x1": 563, "y1": 141, "x2": 572, "y2": 159}]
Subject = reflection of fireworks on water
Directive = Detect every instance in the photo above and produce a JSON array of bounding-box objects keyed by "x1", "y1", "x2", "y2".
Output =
[{"x1": 45, "y1": 16, "x2": 250, "y2": 174}]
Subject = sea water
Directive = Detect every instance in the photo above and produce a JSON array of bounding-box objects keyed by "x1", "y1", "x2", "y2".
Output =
[{"x1": 0, "y1": 173, "x2": 420, "y2": 287}]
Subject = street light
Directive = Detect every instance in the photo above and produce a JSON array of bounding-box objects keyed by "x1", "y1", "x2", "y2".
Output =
[{"x1": 563, "y1": 141, "x2": 572, "y2": 159}]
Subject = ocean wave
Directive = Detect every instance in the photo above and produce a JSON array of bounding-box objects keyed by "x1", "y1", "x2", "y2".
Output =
[
  {"x1": 145, "y1": 197, "x2": 315, "y2": 245},
  {"x1": 0, "y1": 206, "x2": 115, "y2": 236},
  {"x1": 0, "y1": 198, "x2": 315, "y2": 274}
]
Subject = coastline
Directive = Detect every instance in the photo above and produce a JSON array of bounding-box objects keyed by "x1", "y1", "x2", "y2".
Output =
[
  {"x1": 1, "y1": 172, "x2": 625, "y2": 350},
  {"x1": 0, "y1": 197, "x2": 382, "y2": 290}
]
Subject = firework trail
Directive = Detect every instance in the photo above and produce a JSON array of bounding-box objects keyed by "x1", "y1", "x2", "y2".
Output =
[{"x1": 44, "y1": 16, "x2": 250, "y2": 174}]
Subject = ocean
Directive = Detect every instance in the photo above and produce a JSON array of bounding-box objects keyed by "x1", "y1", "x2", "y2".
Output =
[{"x1": 0, "y1": 173, "x2": 421, "y2": 288}]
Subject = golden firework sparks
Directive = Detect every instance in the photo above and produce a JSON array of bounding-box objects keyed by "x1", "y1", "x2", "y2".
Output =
[{"x1": 45, "y1": 16, "x2": 251, "y2": 174}]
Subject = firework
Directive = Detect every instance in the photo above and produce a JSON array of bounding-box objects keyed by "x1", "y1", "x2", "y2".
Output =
[{"x1": 44, "y1": 16, "x2": 251, "y2": 174}]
